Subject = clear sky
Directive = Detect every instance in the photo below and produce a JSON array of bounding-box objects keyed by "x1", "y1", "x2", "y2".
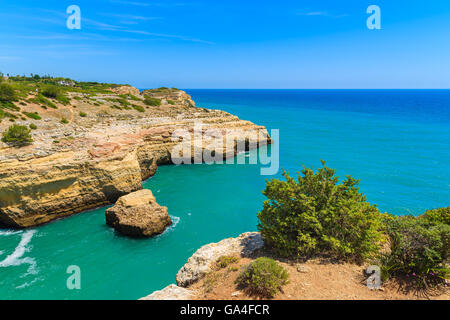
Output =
[{"x1": 1, "y1": 0, "x2": 450, "y2": 88}]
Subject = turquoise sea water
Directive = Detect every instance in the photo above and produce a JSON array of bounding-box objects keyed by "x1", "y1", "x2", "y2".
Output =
[{"x1": 0, "y1": 90, "x2": 449, "y2": 299}]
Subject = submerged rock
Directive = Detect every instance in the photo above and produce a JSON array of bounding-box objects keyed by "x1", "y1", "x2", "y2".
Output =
[{"x1": 105, "y1": 189, "x2": 172, "y2": 238}]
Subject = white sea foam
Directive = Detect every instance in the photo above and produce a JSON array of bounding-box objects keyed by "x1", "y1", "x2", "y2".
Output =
[
  {"x1": 16, "y1": 277, "x2": 42, "y2": 289},
  {"x1": 0, "y1": 230, "x2": 38, "y2": 275},
  {"x1": 164, "y1": 216, "x2": 180, "y2": 234},
  {"x1": 0, "y1": 230, "x2": 22, "y2": 236},
  {"x1": 169, "y1": 216, "x2": 180, "y2": 229}
]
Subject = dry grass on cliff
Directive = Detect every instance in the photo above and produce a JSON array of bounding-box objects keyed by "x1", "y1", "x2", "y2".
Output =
[{"x1": 190, "y1": 254, "x2": 450, "y2": 301}]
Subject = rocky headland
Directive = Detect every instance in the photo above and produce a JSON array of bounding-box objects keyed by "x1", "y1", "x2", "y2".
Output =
[{"x1": 0, "y1": 82, "x2": 270, "y2": 228}]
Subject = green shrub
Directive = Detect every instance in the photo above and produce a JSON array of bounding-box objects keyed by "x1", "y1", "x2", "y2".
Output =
[
  {"x1": 1, "y1": 124, "x2": 33, "y2": 146},
  {"x1": 56, "y1": 94, "x2": 70, "y2": 105},
  {"x1": 0, "y1": 83, "x2": 16, "y2": 102},
  {"x1": 132, "y1": 105, "x2": 145, "y2": 113},
  {"x1": 422, "y1": 207, "x2": 450, "y2": 225},
  {"x1": 79, "y1": 111, "x2": 87, "y2": 117},
  {"x1": 115, "y1": 98, "x2": 130, "y2": 107},
  {"x1": 257, "y1": 161, "x2": 383, "y2": 262},
  {"x1": 30, "y1": 94, "x2": 57, "y2": 109},
  {"x1": 167, "y1": 99, "x2": 175, "y2": 105},
  {"x1": 144, "y1": 97, "x2": 161, "y2": 106},
  {"x1": 22, "y1": 112, "x2": 41, "y2": 120},
  {"x1": 29, "y1": 123, "x2": 37, "y2": 130},
  {"x1": 236, "y1": 257, "x2": 289, "y2": 298},
  {"x1": 61, "y1": 117, "x2": 69, "y2": 124},
  {"x1": 216, "y1": 256, "x2": 239, "y2": 269},
  {"x1": 379, "y1": 216, "x2": 449, "y2": 288},
  {"x1": 41, "y1": 85, "x2": 60, "y2": 98}
]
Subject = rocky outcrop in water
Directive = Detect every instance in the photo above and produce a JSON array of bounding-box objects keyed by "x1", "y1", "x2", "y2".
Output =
[
  {"x1": 105, "y1": 190, "x2": 171, "y2": 237},
  {"x1": 0, "y1": 86, "x2": 270, "y2": 228}
]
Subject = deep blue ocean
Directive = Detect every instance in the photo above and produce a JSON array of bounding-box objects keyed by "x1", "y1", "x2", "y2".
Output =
[
  {"x1": 188, "y1": 89, "x2": 450, "y2": 215},
  {"x1": 0, "y1": 90, "x2": 449, "y2": 299}
]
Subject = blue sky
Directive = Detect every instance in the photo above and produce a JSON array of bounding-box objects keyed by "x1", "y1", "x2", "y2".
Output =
[{"x1": 1, "y1": 0, "x2": 450, "y2": 88}]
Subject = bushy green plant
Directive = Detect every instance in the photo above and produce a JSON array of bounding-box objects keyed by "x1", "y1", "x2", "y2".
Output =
[
  {"x1": 1, "y1": 124, "x2": 33, "y2": 146},
  {"x1": 379, "y1": 215, "x2": 449, "y2": 288},
  {"x1": 79, "y1": 111, "x2": 87, "y2": 117},
  {"x1": 22, "y1": 112, "x2": 41, "y2": 120},
  {"x1": 41, "y1": 85, "x2": 60, "y2": 98},
  {"x1": 132, "y1": 105, "x2": 145, "y2": 113},
  {"x1": 56, "y1": 94, "x2": 70, "y2": 105},
  {"x1": 422, "y1": 207, "x2": 450, "y2": 225},
  {"x1": 216, "y1": 256, "x2": 239, "y2": 269},
  {"x1": 0, "y1": 83, "x2": 16, "y2": 102},
  {"x1": 144, "y1": 97, "x2": 161, "y2": 106},
  {"x1": 29, "y1": 123, "x2": 37, "y2": 130},
  {"x1": 61, "y1": 117, "x2": 69, "y2": 124},
  {"x1": 30, "y1": 94, "x2": 57, "y2": 109},
  {"x1": 236, "y1": 257, "x2": 289, "y2": 298},
  {"x1": 257, "y1": 161, "x2": 384, "y2": 262}
]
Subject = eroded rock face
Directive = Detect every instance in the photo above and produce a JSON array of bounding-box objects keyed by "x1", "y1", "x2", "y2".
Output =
[
  {"x1": 176, "y1": 232, "x2": 264, "y2": 287},
  {"x1": 105, "y1": 190, "x2": 171, "y2": 237},
  {"x1": 140, "y1": 284, "x2": 195, "y2": 300},
  {"x1": 110, "y1": 85, "x2": 141, "y2": 96},
  {"x1": 0, "y1": 89, "x2": 271, "y2": 228}
]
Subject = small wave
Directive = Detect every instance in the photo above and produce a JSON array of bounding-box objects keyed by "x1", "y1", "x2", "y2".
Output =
[
  {"x1": 0, "y1": 230, "x2": 22, "y2": 236},
  {"x1": 16, "y1": 277, "x2": 42, "y2": 289},
  {"x1": 168, "y1": 216, "x2": 180, "y2": 230},
  {"x1": 0, "y1": 230, "x2": 38, "y2": 276}
]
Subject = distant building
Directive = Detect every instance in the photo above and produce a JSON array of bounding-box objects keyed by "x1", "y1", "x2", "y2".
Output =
[
  {"x1": 2, "y1": 76, "x2": 8, "y2": 81},
  {"x1": 57, "y1": 80, "x2": 75, "y2": 86}
]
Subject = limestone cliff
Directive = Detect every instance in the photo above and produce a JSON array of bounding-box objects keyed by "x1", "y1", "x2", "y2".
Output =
[{"x1": 0, "y1": 86, "x2": 270, "y2": 228}]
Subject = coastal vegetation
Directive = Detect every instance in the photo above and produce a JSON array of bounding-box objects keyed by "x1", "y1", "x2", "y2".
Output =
[
  {"x1": 216, "y1": 256, "x2": 239, "y2": 269},
  {"x1": 145, "y1": 87, "x2": 180, "y2": 95},
  {"x1": 1, "y1": 124, "x2": 33, "y2": 146},
  {"x1": 144, "y1": 96, "x2": 162, "y2": 106},
  {"x1": 379, "y1": 213, "x2": 449, "y2": 288},
  {"x1": 257, "y1": 162, "x2": 449, "y2": 290},
  {"x1": 258, "y1": 161, "x2": 383, "y2": 263},
  {"x1": 236, "y1": 257, "x2": 289, "y2": 298}
]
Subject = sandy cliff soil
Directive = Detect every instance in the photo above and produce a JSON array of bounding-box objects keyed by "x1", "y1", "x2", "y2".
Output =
[
  {"x1": 142, "y1": 233, "x2": 449, "y2": 301},
  {"x1": 0, "y1": 87, "x2": 270, "y2": 228}
]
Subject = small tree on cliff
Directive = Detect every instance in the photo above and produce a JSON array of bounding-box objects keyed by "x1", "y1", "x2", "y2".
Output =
[
  {"x1": 1, "y1": 124, "x2": 33, "y2": 147},
  {"x1": 257, "y1": 161, "x2": 384, "y2": 263},
  {"x1": 0, "y1": 83, "x2": 16, "y2": 102}
]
